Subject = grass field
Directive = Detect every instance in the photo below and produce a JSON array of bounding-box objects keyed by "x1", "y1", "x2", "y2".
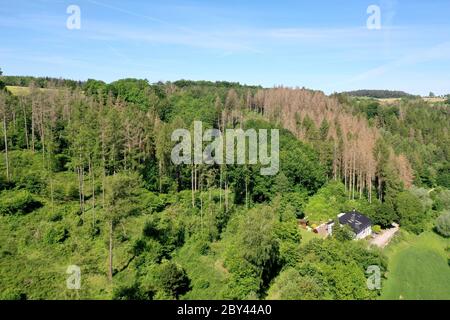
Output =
[
  {"x1": 381, "y1": 231, "x2": 450, "y2": 300},
  {"x1": 6, "y1": 86, "x2": 58, "y2": 96},
  {"x1": 377, "y1": 97, "x2": 446, "y2": 105},
  {"x1": 299, "y1": 227, "x2": 321, "y2": 244}
]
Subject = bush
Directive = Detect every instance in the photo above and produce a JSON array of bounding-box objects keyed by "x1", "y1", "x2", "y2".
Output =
[
  {"x1": 0, "y1": 189, "x2": 42, "y2": 215},
  {"x1": 51, "y1": 175, "x2": 79, "y2": 202},
  {"x1": 0, "y1": 174, "x2": 14, "y2": 190},
  {"x1": 16, "y1": 172, "x2": 45, "y2": 193},
  {"x1": 44, "y1": 225, "x2": 69, "y2": 244},
  {"x1": 333, "y1": 223, "x2": 355, "y2": 241},
  {"x1": 155, "y1": 260, "x2": 190, "y2": 299},
  {"x1": 140, "y1": 191, "x2": 170, "y2": 213},
  {"x1": 0, "y1": 288, "x2": 27, "y2": 300},
  {"x1": 431, "y1": 189, "x2": 450, "y2": 212},
  {"x1": 112, "y1": 283, "x2": 150, "y2": 300},
  {"x1": 372, "y1": 225, "x2": 382, "y2": 234},
  {"x1": 304, "y1": 181, "x2": 346, "y2": 223},
  {"x1": 435, "y1": 212, "x2": 450, "y2": 237},
  {"x1": 267, "y1": 268, "x2": 322, "y2": 300}
]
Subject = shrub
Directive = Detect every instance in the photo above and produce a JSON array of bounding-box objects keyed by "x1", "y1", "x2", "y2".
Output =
[
  {"x1": 15, "y1": 172, "x2": 45, "y2": 193},
  {"x1": 431, "y1": 189, "x2": 450, "y2": 212},
  {"x1": 113, "y1": 283, "x2": 150, "y2": 300},
  {"x1": 435, "y1": 212, "x2": 450, "y2": 237},
  {"x1": 333, "y1": 223, "x2": 355, "y2": 241},
  {"x1": 0, "y1": 190, "x2": 42, "y2": 215},
  {"x1": 48, "y1": 212, "x2": 63, "y2": 222},
  {"x1": 51, "y1": 176, "x2": 79, "y2": 202},
  {"x1": 140, "y1": 191, "x2": 169, "y2": 213},
  {"x1": 267, "y1": 268, "x2": 322, "y2": 300},
  {"x1": 44, "y1": 225, "x2": 69, "y2": 244},
  {"x1": 0, "y1": 288, "x2": 27, "y2": 300},
  {"x1": 155, "y1": 260, "x2": 190, "y2": 299},
  {"x1": 0, "y1": 174, "x2": 13, "y2": 190},
  {"x1": 372, "y1": 225, "x2": 382, "y2": 234}
]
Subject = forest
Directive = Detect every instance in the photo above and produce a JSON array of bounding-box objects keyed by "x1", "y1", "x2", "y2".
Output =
[
  {"x1": 342, "y1": 90, "x2": 418, "y2": 99},
  {"x1": 0, "y1": 70, "x2": 449, "y2": 300}
]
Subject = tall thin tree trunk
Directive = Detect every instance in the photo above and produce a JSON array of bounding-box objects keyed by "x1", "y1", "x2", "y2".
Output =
[
  {"x1": 3, "y1": 115, "x2": 9, "y2": 181},
  {"x1": 89, "y1": 158, "x2": 96, "y2": 229},
  {"x1": 31, "y1": 102, "x2": 35, "y2": 152},
  {"x1": 194, "y1": 165, "x2": 197, "y2": 192},
  {"x1": 191, "y1": 164, "x2": 195, "y2": 208},
  {"x1": 245, "y1": 171, "x2": 249, "y2": 209},
  {"x1": 200, "y1": 173, "x2": 203, "y2": 234},
  {"x1": 219, "y1": 165, "x2": 223, "y2": 209},
  {"x1": 23, "y1": 101, "x2": 29, "y2": 149},
  {"x1": 101, "y1": 131, "x2": 106, "y2": 209},
  {"x1": 225, "y1": 176, "x2": 229, "y2": 213},
  {"x1": 108, "y1": 220, "x2": 113, "y2": 281},
  {"x1": 159, "y1": 160, "x2": 162, "y2": 193}
]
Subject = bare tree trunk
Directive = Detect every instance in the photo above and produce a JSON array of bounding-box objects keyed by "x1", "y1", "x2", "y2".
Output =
[
  {"x1": 344, "y1": 167, "x2": 347, "y2": 193},
  {"x1": 108, "y1": 220, "x2": 113, "y2": 282},
  {"x1": 78, "y1": 167, "x2": 83, "y2": 212},
  {"x1": 89, "y1": 158, "x2": 96, "y2": 229},
  {"x1": 352, "y1": 151, "x2": 356, "y2": 200},
  {"x1": 3, "y1": 115, "x2": 9, "y2": 181},
  {"x1": 159, "y1": 159, "x2": 162, "y2": 193},
  {"x1": 219, "y1": 165, "x2": 223, "y2": 210},
  {"x1": 225, "y1": 176, "x2": 229, "y2": 213},
  {"x1": 200, "y1": 173, "x2": 203, "y2": 233},
  {"x1": 78, "y1": 150, "x2": 85, "y2": 213},
  {"x1": 31, "y1": 101, "x2": 35, "y2": 152},
  {"x1": 191, "y1": 164, "x2": 195, "y2": 208},
  {"x1": 12, "y1": 110, "x2": 16, "y2": 133},
  {"x1": 194, "y1": 164, "x2": 197, "y2": 192},
  {"x1": 101, "y1": 131, "x2": 106, "y2": 209},
  {"x1": 22, "y1": 100, "x2": 29, "y2": 149},
  {"x1": 245, "y1": 172, "x2": 249, "y2": 209}
]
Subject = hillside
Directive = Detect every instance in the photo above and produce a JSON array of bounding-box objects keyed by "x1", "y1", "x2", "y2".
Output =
[
  {"x1": 0, "y1": 77, "x2": 449, "y2": 300},
  {"x1": 342, "y1": 90, "x2": 417, "y2": 99}
]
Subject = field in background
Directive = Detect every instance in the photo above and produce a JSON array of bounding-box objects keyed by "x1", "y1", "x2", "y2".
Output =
[
  {"x1": 6, "y1": 86, "x2": 58, "y2": 96},
  {"x1": 377, "y1": 97, "x2": 446, "y2": 105},
  {"x1": 381, "y1": 231, "x2": 450, "y2": 300}
]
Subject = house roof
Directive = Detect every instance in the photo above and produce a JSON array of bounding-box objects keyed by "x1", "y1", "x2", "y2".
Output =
[{"x1": 338, "y1": 210, "x2": 372, "y2": 234}]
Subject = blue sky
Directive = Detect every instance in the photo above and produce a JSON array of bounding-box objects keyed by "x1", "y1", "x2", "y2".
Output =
[{"x1": 1, "y1": 0, "x2": 449, "y2": 95}]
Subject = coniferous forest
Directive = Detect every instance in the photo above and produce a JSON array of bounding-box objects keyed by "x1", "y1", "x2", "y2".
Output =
[{"x1": 0, "y1": 72, "x2": 449, "y2": 300}]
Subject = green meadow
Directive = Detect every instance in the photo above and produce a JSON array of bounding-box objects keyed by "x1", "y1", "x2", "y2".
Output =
[{"x1": 381, "y1": 231, "x2": 450, "y2": 300}]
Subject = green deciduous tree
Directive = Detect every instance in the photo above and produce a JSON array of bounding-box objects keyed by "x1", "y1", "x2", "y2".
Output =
[
  {"x1": 436, "y1": 211, "x2": 450, "y2": 238},
  {"x1": 267, "y1": 268, "x2": 322, "y2": 300},
  {"x1": 154, "y1": 260, "x2": 190, "y2": 299},
  {"x1": 395, "y1": 190, "x2": 425, "y2": 234},
  {"x1": 104, "y1": 173, "x2": 141, "y2": 281}
]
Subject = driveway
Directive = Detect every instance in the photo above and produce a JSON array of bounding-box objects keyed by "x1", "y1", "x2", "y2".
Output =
[{"x1": 370, "y1": 223, "x2": 400, "y2": 248}]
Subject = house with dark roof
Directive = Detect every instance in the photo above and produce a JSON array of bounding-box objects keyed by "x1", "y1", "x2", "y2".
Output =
[{"x1": 328, "y1": 210, "x2": 373, "y2": 239}]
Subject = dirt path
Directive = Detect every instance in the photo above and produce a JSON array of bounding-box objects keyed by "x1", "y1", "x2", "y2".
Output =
[{"x1": 370, "y1": 223, "x2": 399, "y2": 248}]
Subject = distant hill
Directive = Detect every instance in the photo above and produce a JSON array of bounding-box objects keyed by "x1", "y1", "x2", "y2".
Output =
[{"x1": 341, "y1": 89, "x2": 417, "y2": 99}]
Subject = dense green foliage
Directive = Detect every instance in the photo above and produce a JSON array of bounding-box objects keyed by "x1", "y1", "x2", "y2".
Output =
[
  {"x1": 0, "y1": 74, "x2": 448, "y2": 300},
  {"x1": 341, "y1": 90, "x2": 416, "y2": 99},
  {"x1": 436, "y1": 212, "x2": 450, "y2": 238},
  {"x1": 352, "y1": 98, "x2": 450, "y2": 188}
]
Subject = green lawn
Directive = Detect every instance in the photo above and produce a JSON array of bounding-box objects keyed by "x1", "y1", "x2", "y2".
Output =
[
  {"x1": 381, "y1": 231, "x2": 450, "y2": 300},
  {"x1": 6, "y1": 86, "x2": 59, "y2": 96},
  {"x1": 299, "y1": 227, "x2": 321, "y2": 244}
]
